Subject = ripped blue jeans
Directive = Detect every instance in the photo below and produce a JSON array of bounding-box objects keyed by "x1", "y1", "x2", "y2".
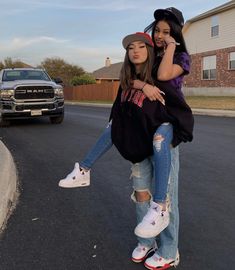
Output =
[
  {"x1": 131, "y1": 147, "x2": 179, "y2": 259},
  {"x1": 80, "y1": 122, "x2": 113, "y2": 170},
  {"x1": 153, "y1": 123, "x2": 173, "y2": 203},
  {"x1": 80, "y1": 122, "x2": 178, "y2": 259}
]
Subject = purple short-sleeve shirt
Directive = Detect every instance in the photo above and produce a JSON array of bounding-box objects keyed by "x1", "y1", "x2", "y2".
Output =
[{"x1": 171, "y1": 52, "x2": 190, "y2": 91}]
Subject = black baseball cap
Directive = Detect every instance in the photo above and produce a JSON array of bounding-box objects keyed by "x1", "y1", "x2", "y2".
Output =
[{"x1": 154, "y1": 7, "x2": 184, "y2": 28}]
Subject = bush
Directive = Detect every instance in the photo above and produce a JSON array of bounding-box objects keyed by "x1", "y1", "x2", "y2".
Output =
[{"x1": 70, "y1": 74, "x2": 96, "y2": 86}]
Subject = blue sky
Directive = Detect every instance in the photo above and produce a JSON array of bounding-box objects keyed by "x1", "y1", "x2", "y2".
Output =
[{"x1": 0, "y1": 0, "x2": 228, "y2": 72}]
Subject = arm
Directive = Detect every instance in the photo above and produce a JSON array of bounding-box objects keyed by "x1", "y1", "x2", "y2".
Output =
[
  {"x1": 132, "y1": 79, "x2": 165, "y2": 104},
  {"x1": 157, "y1": 36, "x2": 184, "y2": 81}
]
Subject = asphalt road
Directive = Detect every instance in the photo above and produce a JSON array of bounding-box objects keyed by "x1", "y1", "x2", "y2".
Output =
[{"x1": 0, "y1": 104, "x2": 234, "y2": 270}]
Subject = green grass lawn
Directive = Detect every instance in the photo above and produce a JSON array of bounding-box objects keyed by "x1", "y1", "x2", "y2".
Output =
[
  {"x1": 67, "y1": 96, "x2": 235, "y2": 110},
  {"x1": 185, "y1": 96, "x2": 235, "y2": 110}
]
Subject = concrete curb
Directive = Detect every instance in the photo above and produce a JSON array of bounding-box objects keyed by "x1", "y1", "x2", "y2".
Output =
[
  {"x1": 192, "y1": 108, "x2": 235, "y2": 117},
  {"x1": 65, "y1": 101, "x2": 112, "y2": 108},
  {"x1": 0, "y1": 141, "x2": 18, "y2": 231}
]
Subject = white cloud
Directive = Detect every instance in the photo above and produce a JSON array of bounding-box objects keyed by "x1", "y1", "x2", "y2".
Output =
[
  {"x1": 0, "y1": 36, "x2": 69, "y2": 51},
  {"x1": 0, "y1": 0, "x2": 228, "y2": 72},
  {"x1": 0, "y1": 35, "x2": 124, "y2": 72}
]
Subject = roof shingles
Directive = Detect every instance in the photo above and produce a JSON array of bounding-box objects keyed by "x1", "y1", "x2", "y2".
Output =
[{"x1": 92, "y1": 62, "x2": 123, "y2": 80}]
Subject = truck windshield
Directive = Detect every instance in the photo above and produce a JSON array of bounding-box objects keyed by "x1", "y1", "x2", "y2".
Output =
[{"x1": 2, "y1": 70, "x2": 51, "y2": 82}]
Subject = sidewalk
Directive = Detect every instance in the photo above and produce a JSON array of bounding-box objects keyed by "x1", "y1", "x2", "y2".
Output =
[
  {"x1": 192, "y1": 108, "x2": 235, "y2": 117},
  {"x1": 66, "y1": 101, "x2": 235, "y2": 117},
  {"x1": 0, "y1": 104, "x2": 235, "y2": 230}
]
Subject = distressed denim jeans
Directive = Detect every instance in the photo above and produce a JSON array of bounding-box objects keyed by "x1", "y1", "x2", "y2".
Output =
[
  {"x1": 131, "y1": 147, "x2": 179, "y2": 259},
  {"x1": 153, "y1": 123, "x2": 173, "y2": 203},
  {"x1": 80, "y1": 122, "x2": 179, "y2": 259},
  {"x1": 80, "y1": 122, "x2": 113, "y2": 170}
]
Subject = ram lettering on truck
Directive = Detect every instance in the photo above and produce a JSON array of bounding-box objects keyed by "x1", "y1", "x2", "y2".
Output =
[{"x1": 0, "y1": 68, "x2": 64, "y2": 126}]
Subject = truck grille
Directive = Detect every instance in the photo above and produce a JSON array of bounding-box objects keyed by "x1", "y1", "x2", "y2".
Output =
[
  {"x1": 15, "y1": 86, "x2": 54, "y2": 99},
  {"x1": 15, "y1": 104, "x2": 55, "y2": 111}
]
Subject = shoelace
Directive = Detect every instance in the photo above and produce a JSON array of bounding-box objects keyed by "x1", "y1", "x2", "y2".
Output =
[
  {"x1": 153, "y1": 254, "x2": 164, "y2": 262},
  {"x1": 143, "y1": 207, "x2": 160, "y2": 223},
  {"x1": 67, "y1": 169, "x2": 78, "y2": 179},
  {"x1": 152, "y1": 253, "x2": 176, "y2": 265},
  {"x1": 80, "y1": 169, "x2": 86, "y2": 175},
  {"x1": 67, "y1": 166, "x2": 80, "y2": 180}
]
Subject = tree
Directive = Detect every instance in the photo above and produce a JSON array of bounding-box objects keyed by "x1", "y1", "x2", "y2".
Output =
[
  {"x1": 1, "y1": 57, "x2": 28, "y2": 68},
  {"x1": 0, "y1": 62, "x2": 4, "y2": 70},
  {"x1": 3, "y1": 57, "x2": 14, "y2": 68},
  {"x1": 39, "y1": 57, "x2": 85, "y2": 86},
  {"x1": 70, "y1": 73, "x2": 96, "y2": 86}
]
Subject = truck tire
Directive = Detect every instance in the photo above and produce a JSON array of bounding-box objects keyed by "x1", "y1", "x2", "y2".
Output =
[{"x1": 50, "y1": 114, "x2": 64, "y2": 124}]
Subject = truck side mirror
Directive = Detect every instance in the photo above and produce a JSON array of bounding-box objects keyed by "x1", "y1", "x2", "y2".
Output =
[{"x1": 53, "y1": 78, "x2": 63, "y2": 84}]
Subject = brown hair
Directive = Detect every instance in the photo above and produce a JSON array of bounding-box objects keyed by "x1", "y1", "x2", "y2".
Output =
[{"x1": 119, "y1": 44, "x2": 154, "y2": 90}]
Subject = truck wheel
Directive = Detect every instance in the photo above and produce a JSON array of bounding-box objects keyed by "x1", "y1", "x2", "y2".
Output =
[
  {"x1": 50, "y1": 115, "x2": 64, "y2": 124},
  {"x1": 0, "y1": 115, "x2": 10, "y2": 127}
]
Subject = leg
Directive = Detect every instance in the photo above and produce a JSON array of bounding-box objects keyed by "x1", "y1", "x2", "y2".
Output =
[
  {"x1": 130, "y1": 158, "x2": 157, "y2": 263},
  {"x1": 153, "y1": 123, "x2": 173, "y2": 204},
  {"x1": 134, "y1": 123, "x2": 173, "y2": 238},
  {"x1": 144, "y1": 147, "x2": 180, "y2": 269},
  {"x1": 157, "y1": 146, "x2": 179, "y2": 259},
  {"x1": 80, "y1": 121, "x2": 113, "y2": 170},
  {"x1": 58, "y1": 122, "x2": 113, "y2": 188}
]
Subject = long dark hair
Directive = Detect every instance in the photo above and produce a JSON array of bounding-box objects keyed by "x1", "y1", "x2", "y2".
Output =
[
  {"x1": 145, "y1": 18, "x2": 188, "y2": 55},
  {"x1": 119, "y1": 44, "x2": 154, "y2": 90}
]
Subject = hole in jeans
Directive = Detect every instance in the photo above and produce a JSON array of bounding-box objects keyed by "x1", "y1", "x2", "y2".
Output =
[{"x1": 153, "y1": 135, "x2": 164, "y2": 152}]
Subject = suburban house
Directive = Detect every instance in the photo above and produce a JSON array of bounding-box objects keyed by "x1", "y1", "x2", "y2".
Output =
[
  {"x1": 92, "y1": 1, "x2": 235, "y2": 97},
  {"x1": 183, "y1": 0, "x2": 235, "y2": 95},
  {"x1": 92, "y1": 57, "x2": 122, "y2": 83}
]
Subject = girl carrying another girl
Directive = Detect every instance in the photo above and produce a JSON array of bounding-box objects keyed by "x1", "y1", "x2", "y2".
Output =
[{"x1": 59, "y1": 8, "x2": 193, "y2": 268}]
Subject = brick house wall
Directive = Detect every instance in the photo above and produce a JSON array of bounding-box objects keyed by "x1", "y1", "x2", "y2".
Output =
[
  {"x1": 185, "y1": 46, "x2": 235, "y2": 87},
  {"x1": 182, "y1": 1, "x2": 235, "y2": 94}
]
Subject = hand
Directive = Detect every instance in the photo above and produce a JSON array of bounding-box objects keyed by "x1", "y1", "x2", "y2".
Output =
[
  {"x1": 164, "y1": 36, "x2": 177, "y2": 46},
  {"x1": 142, "y1": 84, "x2": 165, "y2": 105}
]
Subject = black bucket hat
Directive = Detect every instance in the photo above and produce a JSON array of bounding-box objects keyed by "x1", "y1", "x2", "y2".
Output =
[{"x1": 154, "y1": 7, "x2": 184, "y2": 28}]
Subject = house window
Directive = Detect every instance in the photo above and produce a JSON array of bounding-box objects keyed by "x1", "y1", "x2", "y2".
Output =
[
  {"x1": 202, "y1": 55, "x2": 216, "y2": 80},
  {"x1": 229, "y1": 52, "x2": 235, "y2": 70},
  {"x1": 211, "y1": 16, "x2": 219, "y2": 37}
]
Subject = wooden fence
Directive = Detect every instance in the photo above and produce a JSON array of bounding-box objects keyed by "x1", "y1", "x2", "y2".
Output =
[{"x1": 63, "y1": 81, "x2": 120, "y2": 102}]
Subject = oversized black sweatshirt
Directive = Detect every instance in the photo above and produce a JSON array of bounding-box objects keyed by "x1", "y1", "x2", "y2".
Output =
[{"x1": 110, "y1": 52, "x2": 194, "y2": 163}]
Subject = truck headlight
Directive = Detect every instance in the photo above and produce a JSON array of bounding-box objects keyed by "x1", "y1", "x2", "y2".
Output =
[
  {"x1": 54, "y1": 88, "x2": 64, "y2": 98},
  {"x1": 0, "y1": 89, "x2": 14, "y2": 99}
]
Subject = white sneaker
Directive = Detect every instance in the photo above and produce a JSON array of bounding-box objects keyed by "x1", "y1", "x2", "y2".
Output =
[
  {"x1": 58, "y1": 163, "x2": 90, "y2": 188},
  {"x1": 132, "y1": 241, "x2": 157, "y2": 263},
  {"x1": 144, "y1": 251, "x2": 180, "y2": 269},
  {"x1": 134, "y1": 201, "x2": 169, "y2": 238}
]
